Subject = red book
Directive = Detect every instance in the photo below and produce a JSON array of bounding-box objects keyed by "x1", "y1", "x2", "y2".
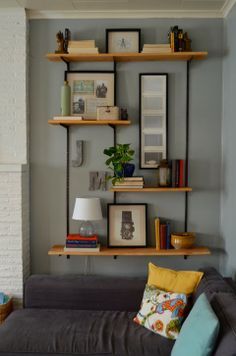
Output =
[
  {"x1": 66, "y1": 234, "x2": 98, "y2": 241},
  {"x1": 179, "y1": 159, "x2": 185, "y2": 187},
  {"x1": 160, "y1": 224, "x2": 167, "y2": 249}
]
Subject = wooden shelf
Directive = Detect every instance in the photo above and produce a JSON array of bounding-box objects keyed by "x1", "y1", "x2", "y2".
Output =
[
  {"x1": 110, "y1": 187, "x2": 192, "y2": 192},
  {"x1": 48, "y1": 245, "x2": 210, "y2": 257},
  {"x1": 46, "y1": 52, "x2": 208, "y2": 63},
  {"x1": 48, "y1": 119, "x2": 131, "y2": 126}
]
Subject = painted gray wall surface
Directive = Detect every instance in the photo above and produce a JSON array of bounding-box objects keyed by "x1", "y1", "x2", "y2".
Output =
[
  {"x1": 221, "y1": 4, "x2": 236, "y2": 278},
  {"x1": 30, "y1": 19, "x2": 223, "y2": 275}
]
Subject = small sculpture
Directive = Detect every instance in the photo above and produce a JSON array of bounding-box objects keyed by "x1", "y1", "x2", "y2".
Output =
[{"x1": 55, "y1": 31, "x2": 66, "y2": 54}]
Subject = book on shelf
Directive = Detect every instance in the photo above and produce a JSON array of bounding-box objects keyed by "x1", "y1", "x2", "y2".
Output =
[
  {"x1": 121, "y1": 177, "x2": 144, "y2": 182},
  {"x1": 171, "y1": 159, "x2": 185, "y2": 187},
  {"x1": 64, "y1": 244, "x2": 100, "y2": 252},
  {"x1": 143, "y1": 44, "x2": 171, "y2": 48},
  {"x1": 155, "y1": 218, "x2": 160, "y2": 250},
  {"x1": 68, "y1": 48, "x2": 99, "y2": 54},
  {"x1": 68, "y1": 40, "x2": 96, "y2": 48},
  {"x1": 142, "y1": 44, "x2": 172, "y2": 53},
  {"x1": 53, "y1": 116, "x2": 83, "y2": 121},
  {"x1": 66, "y1": 240, "x2": 97, "y2": 245},
  {"x1": 114, "y1": 181, "x2": 144, "y2": 186},
  {"x1": 155, "y1": 218, "x2": 172, "y2": 250},
  {"x1": 66, "y1": 234, "x2": 98, "y2": 241}
]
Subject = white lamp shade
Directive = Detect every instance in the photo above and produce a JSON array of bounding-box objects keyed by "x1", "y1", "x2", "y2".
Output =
[{"x1": 72, "y1": 197, "x2": 102, "y2": 221}]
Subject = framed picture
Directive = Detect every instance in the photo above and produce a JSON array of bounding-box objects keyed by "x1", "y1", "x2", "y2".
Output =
[
  {"x1": 65, "y1": 71, "x2": 115, "y2": 119},
  {"x1": 106, "y1": 29, "x2": 141, "y2": 53},
  {"x1": 107, "y1": 203, "x2": 147, "y2": 247},
  {"x1": 139, "y1": 73, "x2": 168, "y2": 169}
]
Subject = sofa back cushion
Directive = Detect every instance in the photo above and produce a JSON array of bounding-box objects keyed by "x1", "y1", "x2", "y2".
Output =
[
  {"x1": 193, "y1": 267, "x2": 235, "y2": 303},
  {"x1": 211, "y1": 292, "x2": 236, "y2": 355},
  {"x1": 24, "y1": 275, "x2": 146, "y2": 311}
]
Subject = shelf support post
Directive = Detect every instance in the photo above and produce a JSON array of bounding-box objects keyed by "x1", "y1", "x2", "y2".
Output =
[
  {"x1": 60, "y1": 56, "x2": 70, "y2": 72},
  {"x1": 60, "y1": 124, "x2": 70, "y2": 235},
  {"x1": 184, "y1": 59, "x2": 191, "y2": 232}
]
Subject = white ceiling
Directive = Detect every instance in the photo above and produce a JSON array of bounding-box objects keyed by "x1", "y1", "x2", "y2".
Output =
[{"x1": 0, "y1": 0, "x2": 235, "y2": 18}]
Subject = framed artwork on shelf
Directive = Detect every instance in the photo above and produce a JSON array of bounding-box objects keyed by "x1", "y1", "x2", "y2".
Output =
[
  {"x1": 106, "y1": 29, "x2": 141, "y2": 53},
  {"x1": 139, "y1": 73, "x2": 168, "y2": 169},
  {"x1": 107, "y1": 203, "x2": 147, "y2": 247},
  {"x1": 65, "y1": 71, "x2": 115, "y2": 119}
]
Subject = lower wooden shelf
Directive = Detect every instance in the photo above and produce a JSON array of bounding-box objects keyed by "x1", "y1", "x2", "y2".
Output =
[{"x1": 48, "y1": 245, "x2": 210, "y2": 257}]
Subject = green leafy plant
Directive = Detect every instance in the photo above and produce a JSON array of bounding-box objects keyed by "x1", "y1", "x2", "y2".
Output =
[{"x1": 103, "y1": 143, "x2": 135, "y2": 185}]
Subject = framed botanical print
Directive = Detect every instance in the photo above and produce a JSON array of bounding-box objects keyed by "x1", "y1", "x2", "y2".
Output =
[
  {"x1": 107, "y1": 203, "x2": 147, "y2": 247},
  {"x1": 106, "y1": 29, "x2": 141, "y2": 53},
  {"x1": 139, "y1": 73, "x2": 168, "y2": 169},
  {"x1": 65, "y1": 71, "x2": 115, "y2": 119}
]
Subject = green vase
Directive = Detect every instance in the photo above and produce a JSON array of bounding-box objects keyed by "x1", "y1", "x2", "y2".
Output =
[{"x1": 61, "y1": 81, "x2": 71, "y2": 116}]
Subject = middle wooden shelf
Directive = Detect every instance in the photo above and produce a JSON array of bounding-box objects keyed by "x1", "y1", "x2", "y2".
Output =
[{"x1": 110, "y1": 187, "x2": 192, "y2": 192}]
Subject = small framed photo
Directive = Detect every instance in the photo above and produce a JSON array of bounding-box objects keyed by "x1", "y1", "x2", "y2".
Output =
[
  {"x1": 65, "y1": 71, "x2": 115, "y2": 119},
  {"x1": 106, "y1": 29, "x2": 141, "y2": 53},
  {"x1": 107, "y1": 203, "x2": 147, "y2": 247}
]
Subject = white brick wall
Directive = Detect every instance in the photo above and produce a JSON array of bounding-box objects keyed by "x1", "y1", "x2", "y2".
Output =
[{"x1": 0, "y1": 8, "x2": 29, "y2": 305}]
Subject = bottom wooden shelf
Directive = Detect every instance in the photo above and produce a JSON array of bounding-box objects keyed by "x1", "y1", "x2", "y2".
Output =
[{"x1": 48, "y1": 245, "x2": 211, "y2": 257}]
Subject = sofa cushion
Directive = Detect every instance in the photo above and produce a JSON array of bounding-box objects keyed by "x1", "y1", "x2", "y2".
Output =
[
  {"x1": 171, "y1": 293, "x2": 220, "y2": 356},
  {"x1": 0, "y1": 309, "x2": 174, "y2": 356},
  {"x1": 134, "y1": 284, "x2": 188, "y2": 340},
  {"x1": 24, "y1": 275, "x2": 146, "y2": 311},
  {"x1": 148, "y1": 263, "x2": 203, "y2": 295},
  {"x1": 193, "y1": 267, "x2": 235, "y2": 303},
  {"x1": 211, "y1": 292, "x2": 236, "y2": 356}
]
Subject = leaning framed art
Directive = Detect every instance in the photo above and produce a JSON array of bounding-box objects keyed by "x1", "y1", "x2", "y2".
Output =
[
  {"x1": 106, "y1": 29, "x2": 141, "y2": 53},
  {"x1": 107, "y1": 203, "x2": 147, "y2": 247},
  {"x1": 65, "y1": 71, "x2": 115, "y2": 119}
]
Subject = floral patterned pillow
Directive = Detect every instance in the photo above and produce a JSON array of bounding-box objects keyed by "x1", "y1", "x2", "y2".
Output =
[{"x1": 134, "y1": 284, "x2": 188, "y2": 339}]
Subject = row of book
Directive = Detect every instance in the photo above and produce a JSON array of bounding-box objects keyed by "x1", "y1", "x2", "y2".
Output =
[
  {"x1": 155, "y1": 218, "x2": 172, "y2": 250},
  {"x1": 113, "y1": 176, "x2": 144, "y2": 189},
  {"x1": 169, "y1": 26, "x2": 192, "y2": 52},
  {"x1": 67, "y1": 40, "x2": 99, "y2": 54},
  {"x1": 142, "y1": 43, "x2": 172, "y2": 54},
  {"x1": 171, "y1": 159, "x2": 185, "y2": 188},
  {"x1": 64, "y1": 234, "x2": 100, "y2": 252}
]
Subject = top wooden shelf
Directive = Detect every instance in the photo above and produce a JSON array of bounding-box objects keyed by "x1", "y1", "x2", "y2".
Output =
[
  {"x1": 46, "y1": 52, "x2": 208, "y2": 63},
  {"x1": 48, "y1": 119, "x2": 131, "y2": 126}
]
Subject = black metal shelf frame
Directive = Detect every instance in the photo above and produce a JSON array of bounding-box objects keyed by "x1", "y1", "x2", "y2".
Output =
[{"x1": 58, "y1": 57, "x2": 191, "y2": 236}]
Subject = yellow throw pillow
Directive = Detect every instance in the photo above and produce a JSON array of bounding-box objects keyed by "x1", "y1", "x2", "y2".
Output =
[{"x1": 147, "y1": 263, "x2": 203, "y2": 295}]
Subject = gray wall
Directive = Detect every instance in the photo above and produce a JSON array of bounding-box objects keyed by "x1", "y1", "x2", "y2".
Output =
[
  {"x1": 221, "y1": 4, "x2": 236, "y2": 278},
  {"x1": 30, "y1": 18, "x2": 223, "y2": 275}
]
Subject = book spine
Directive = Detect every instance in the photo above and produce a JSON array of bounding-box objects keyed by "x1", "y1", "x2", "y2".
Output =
[
  {"x1": 179, "y1": 159, "x2": 185, "y2": 187},
  {"x1": 166, "y1": 222, "x2": 171, "y2": 249},
  {"x1": 175, "y1": 160, "x2": 180, "y2": 188},
  {"x1": 171, "y1": 160, "x2": 176, "y2": 187},
  {"x1": 155, "y1": 218, "x2": 160, "y2": 250},
  {"x1": 66, "y1": 244, "x2": 98, "y2": 248},
  {"x1": 160, "y1": 223, "x2": 167, "y2": 249},
  {"x1": 66, "y1": 240, "x2": 97, "y2": 245}
]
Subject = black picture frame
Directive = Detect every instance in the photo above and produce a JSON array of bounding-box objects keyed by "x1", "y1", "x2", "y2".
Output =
[
  {"x1": 139, "y1": 73, "x2": 168, "y2": 169},
  {"x1": 106, "y1": 29, "x2": 141, "y2": 53},
  {"x1": 107, "y1": 203, "x2": 147, "y2": 247},
  {"x1": 65, "y1": 70, "x2": 116, "y2": 119}
]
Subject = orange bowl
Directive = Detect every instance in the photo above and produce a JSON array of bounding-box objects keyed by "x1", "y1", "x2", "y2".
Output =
[{"x1": 171, "y1": 233, "x2": 195, "y2": 249}]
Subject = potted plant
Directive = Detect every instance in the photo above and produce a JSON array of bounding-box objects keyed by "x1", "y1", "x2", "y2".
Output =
[{"x1": 103, "y1": 143, "x2": 135, "y2": 185}]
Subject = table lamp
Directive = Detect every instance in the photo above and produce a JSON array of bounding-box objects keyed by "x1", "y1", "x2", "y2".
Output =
[{"x1": 72, "y1": 197, "x2": 102, "y2": 237}]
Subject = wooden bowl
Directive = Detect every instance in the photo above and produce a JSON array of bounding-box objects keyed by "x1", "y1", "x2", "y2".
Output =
[{"x1": 171, "y1": 233, "x2": 195, "y2": 249}]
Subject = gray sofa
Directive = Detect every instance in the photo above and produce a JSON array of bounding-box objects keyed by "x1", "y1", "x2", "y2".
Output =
[{"x1": 0, "y1": 267, "x2": 235, "y2": 356}]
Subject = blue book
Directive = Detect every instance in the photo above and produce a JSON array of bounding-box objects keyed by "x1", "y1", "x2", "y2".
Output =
[{"x1": 166, "y1": 222, "x2": 171, "y2": 249}]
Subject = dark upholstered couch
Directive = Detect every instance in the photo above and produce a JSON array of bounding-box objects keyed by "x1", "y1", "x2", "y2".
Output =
[{"x1": 0, "y1": 268, "x2": 235, "y2": 356}]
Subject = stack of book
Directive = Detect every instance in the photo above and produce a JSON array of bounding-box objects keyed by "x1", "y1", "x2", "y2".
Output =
[
  {"x1": 171, "y1": 159, "x2": 185, "y2": 187},
  {"x1": 113, "y1": 177, "x2": 144, "y2": 189},
  {"x1": 64, "y1": 234, "x2": 100, "y2": 252},
  {"x1": 142, "y1": 44, "x2": 172, "y2": 54},
  {"x1": 67, "y1": 40, "x2": 99, "y2": 54},
  {"x1": 155, "y1": 218, "x2": 171, "y2": 250}
]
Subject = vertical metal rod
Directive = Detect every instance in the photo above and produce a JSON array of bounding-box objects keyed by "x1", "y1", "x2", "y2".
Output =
[
  {"x1": 66, "y1": 126, "x2": 70, "y2": 235},
  {"x1": 184, "y1": 60, "x2": 190, "y2": 232}
]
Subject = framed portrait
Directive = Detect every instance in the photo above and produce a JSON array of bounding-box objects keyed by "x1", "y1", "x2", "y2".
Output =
[
  {"x1": 106, "y1": 29, "x2": 141, "y2": 53},
  {"x1": 65, "y1": 71, "x2": 115, "y2": 119},
  {"x1": 139, "y1": 73, "x2": 168, "y2": 169},
  {"x1": 107, "y1": 203, "x2": 147, "y2": 247}
]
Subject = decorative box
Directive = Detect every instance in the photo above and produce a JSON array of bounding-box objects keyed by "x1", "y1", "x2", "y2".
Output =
[
  {"x1": 0, "y1": 297, "x2": 13, "y2": 324},
  {"x1": 97, "y1": 106, "x2": 119, "y2": 120}
]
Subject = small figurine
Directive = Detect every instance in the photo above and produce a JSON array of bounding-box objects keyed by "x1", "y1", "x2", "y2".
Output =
[
  {"x1": 120, "y1": 108, "x2": 128, "y2": 120},
  {"x1": 183, "y1": 32, "x2": 192, "y2": 52},
  {"x1": 55, "y1": 31, "x2": 66, "y2": 54}
]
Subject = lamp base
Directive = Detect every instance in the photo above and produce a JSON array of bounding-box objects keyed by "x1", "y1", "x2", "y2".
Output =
[{"x1": 79, "y1": 221, "x2": 95, "y2": 237}]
